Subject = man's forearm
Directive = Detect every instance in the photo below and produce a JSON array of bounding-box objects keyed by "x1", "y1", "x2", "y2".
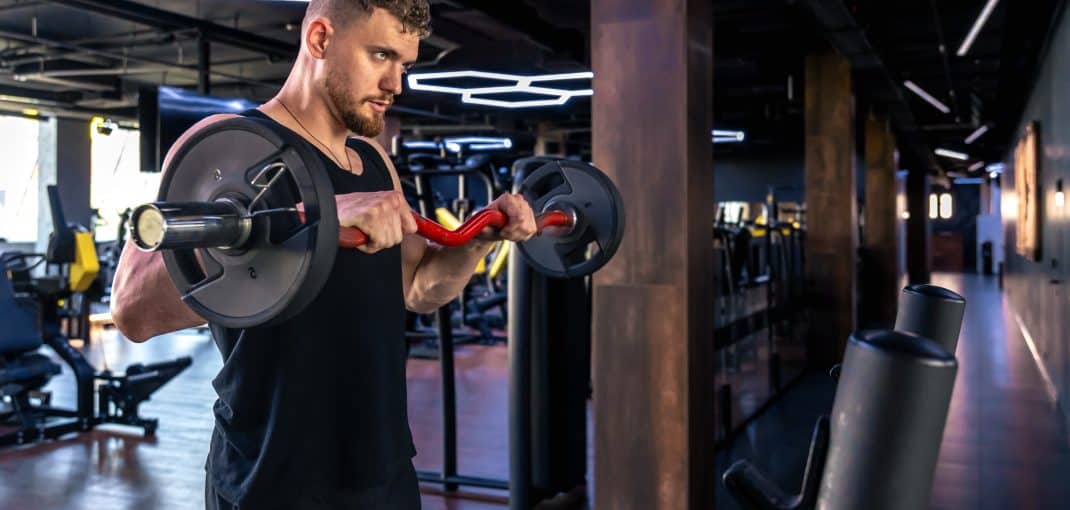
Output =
[{"x1": 407, "y1": 239, "x2": 495, "y2": 313}]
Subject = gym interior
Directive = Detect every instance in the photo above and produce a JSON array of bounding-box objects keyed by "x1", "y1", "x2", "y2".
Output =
[{"x1": 0, "y1": 0, "x2": 1068, "y2": 509}]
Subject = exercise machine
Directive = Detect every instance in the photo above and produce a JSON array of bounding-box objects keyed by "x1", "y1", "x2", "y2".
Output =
[{"x1": 0, "y1": 186, "x2": 192, "y2": 447}]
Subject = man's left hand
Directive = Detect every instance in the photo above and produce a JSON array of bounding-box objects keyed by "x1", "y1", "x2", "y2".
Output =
[{"x1": 481, "y1": 193, "x2": 537, "y2": 242}]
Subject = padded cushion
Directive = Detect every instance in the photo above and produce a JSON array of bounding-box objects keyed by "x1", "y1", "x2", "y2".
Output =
[
  {"x1": 0, "y1": 352, "x2": 61, "y2": 388},
  {"x1": 0, "y1": 259, "x2": 43, "y2": 354}
]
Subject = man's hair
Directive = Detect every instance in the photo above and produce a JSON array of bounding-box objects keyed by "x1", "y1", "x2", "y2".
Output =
[{"x1": 304, "y1": 0, "x2": 432, "y2": 38}]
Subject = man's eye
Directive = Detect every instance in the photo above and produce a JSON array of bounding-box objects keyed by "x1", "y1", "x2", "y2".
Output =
[{"x1": 374, "y1": 52, "x2": 388, "y2": 60}]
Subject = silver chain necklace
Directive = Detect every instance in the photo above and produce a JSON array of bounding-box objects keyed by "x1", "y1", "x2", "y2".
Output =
[{"x1": 276, "y1": 98, "x2": 353, "y2": 172}]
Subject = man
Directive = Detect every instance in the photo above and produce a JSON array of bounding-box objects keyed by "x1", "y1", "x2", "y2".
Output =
[{"x1": 110, "y1": 1, "x2": 537, "y2": 508}]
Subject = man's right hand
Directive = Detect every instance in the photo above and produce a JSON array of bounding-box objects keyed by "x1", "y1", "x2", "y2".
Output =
[{"x1": 335, "y1": 190, "x2": 418, "y2": 254}]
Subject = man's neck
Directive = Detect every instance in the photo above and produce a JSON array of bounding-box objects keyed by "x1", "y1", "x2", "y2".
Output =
[{"x1": 267, "y1": 84, "x2": 350, "y2": 149}]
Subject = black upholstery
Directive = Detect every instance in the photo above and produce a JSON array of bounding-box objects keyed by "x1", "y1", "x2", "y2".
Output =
[
  {"x1": 0, "y1": 259, "x2": 43, "y2": 354},
  {"x1": 0, "y1": 353, "x2": 60, "y2": 389},
  {"x1": 0, "y1": 258, "x2": 58, "y2": 392}
]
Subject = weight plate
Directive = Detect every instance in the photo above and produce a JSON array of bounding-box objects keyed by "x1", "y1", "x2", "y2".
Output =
[
  {"x1": 157, "y1": 116, "x2": 338, "y2": 328},
  {"x1": 515, "y1": 159, "x2": 625, "y2": 278}
]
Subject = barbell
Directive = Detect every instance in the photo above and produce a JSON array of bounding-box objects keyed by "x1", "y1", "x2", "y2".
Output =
[{"x1": 128, "y1": 117, "x2": 625, "y2": 328}]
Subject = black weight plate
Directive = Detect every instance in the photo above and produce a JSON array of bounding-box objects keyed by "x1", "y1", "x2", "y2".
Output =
[
  {"x1": 515, "y1": 159, "x2": 625, "y2": 278},
  {"x1": 157, "y1": 116, "x2": 338, "y2": 328}
]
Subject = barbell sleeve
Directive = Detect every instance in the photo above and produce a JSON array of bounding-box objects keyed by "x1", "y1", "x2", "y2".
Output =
[{"x1": 130, "y1": 201, "x2": 251, "y2": 251}]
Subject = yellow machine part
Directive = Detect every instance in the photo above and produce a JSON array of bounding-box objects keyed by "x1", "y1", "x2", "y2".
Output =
[
  {"x1": 434, "y1": 207, "x2": 463, "y2": 230},
  {"x1": 488, "y1": 241, "x2": 511, "y2": 279},
  {"x1": 69, "y1": 231, "x2": 100, "y2": 293}
]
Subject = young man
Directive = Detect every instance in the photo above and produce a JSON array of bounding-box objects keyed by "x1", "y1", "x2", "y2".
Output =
[{"x1": 110, "y1": 1, "x2": 537, "y2": 508}]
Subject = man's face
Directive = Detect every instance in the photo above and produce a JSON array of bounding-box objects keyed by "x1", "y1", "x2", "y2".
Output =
[{"x1": 323, "y1": 8, "x2": 420, "y2": 137}]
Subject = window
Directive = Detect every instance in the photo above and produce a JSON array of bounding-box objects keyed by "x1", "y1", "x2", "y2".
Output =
[
  {"x1": 90, "y1": 118, "x2": 161, "y2": 242},
  {"x1": 0, "y1": 115, "x2": 42, "y2": 243}
]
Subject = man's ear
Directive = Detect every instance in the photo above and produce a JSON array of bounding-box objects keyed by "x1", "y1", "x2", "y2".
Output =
[{"x1": 305, "y1": 18, "x2": 334, "y2": 59}]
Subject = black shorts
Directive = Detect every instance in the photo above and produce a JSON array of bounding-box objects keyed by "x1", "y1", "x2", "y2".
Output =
[{"x1": 205, "y1": 461, "x2": 421, "y2": 510}]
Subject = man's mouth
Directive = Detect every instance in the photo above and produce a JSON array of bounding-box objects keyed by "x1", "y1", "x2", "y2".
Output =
[{"x1": 367, "y1": 99, "x2": 391, "y2": 113}]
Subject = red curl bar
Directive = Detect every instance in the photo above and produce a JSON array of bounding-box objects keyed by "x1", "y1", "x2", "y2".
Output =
[{"x1": 299, "y1": 209, "x2": 573, "y2": 249}]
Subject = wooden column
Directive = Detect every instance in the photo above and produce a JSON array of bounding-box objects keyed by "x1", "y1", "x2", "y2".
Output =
[
  {"x1": 862, "y1": 115, "x2": 899, "y2": 326},
  {"x1": 591, "y1": 1, "x2": 715, "y2": 509},
  {"x1": 906, "y1": 167, "x2": 932, "y2": 283},
  {"x1": 804, "y1": 50, "x2": 857, "y2": 365}
]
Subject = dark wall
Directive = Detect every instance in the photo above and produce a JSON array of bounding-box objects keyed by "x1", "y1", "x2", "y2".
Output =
[
  {"x1": 1003, "y1": 3, "x2": 1070, "y2": 427},
  {"x1": 932, "y1": 184, "x2": 981, "y2": 270},
  {"x1": 713, "y1": 150, "x2": 805, "y2": 204}
]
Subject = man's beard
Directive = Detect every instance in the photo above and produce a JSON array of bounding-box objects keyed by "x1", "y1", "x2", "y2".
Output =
[{"x1": 325, "y1": 66, "x2": 385, "y2": 137}]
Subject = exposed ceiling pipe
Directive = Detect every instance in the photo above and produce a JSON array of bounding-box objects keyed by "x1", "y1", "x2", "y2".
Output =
[
  {"x1": 47, "y1": 0, "x2": 298, "y2": 61},
  {"x1": 1, "y1": 27, "x2": 199, "y2": 65},
  {"x1": 927, "y1": 0, "x2": 960, "y2": 121},
  {"x1": 14, "y1": 66, "x2": 172, "y2": 79},
  {"x1": 0, "y1": 28, "x2": 282, "y2": 91},
  {"x1": 12, "y1": 73, "x2": 116, "y2": 92}
]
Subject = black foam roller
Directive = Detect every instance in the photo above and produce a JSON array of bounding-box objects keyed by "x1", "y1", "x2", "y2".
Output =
[
  {"x1": 817, "y1": 330, "x2": 957, "y2": 510},
  {"x1": 894, "y1": 284, "x2": 966, "y2": 354}
]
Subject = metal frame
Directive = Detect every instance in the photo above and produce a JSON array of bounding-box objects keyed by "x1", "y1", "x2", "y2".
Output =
[
  {"x1": 407, "y1": 168, "x2": 509, "y2": 494},
  {"x1": 48, "y1": 0, "x2": 297, "y2": 61}
]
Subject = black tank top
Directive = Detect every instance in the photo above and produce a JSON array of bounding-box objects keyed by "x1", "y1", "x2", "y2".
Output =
[{"x1": 206, "y1": 109, "x2": 415, "y2": 508}]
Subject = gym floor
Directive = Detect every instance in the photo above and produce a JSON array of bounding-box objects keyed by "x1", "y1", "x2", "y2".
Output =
[{"x1": 0, "y1": 273, "x2": 1067, "y2": 509}]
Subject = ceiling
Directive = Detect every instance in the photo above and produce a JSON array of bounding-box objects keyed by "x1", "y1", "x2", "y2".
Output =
[{"x1": 0, "y1": 0, "x2": 1062, "y2": 176}]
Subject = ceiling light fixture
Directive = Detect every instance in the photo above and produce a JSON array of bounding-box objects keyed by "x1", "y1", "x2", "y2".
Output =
[
  {"x1": 964, "y1": 124, "x2": 990, "y2": 144},
  {"x1": 957, "y1": 0, "x2": 1002, "y2": 57},
  {"x1": 407, "y1": 70, "x2": 593, "y2": 109},
  {"x1": 903, "y1": 80, "x2": 951, "y2": 113},
  {"x1": 712, "y1": 129, "x2": 745, "y2": 143},
  {"x1": 935, "y1": 148, "x2": 969, "y2": 161},
  {"x1": 403, "y1": 136, "x2": 513, "y2": 153}
]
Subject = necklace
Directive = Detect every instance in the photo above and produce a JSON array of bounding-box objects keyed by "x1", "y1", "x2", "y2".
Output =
[{"x1": 276, "y1": 98, "x2": 353, "y2": 172}]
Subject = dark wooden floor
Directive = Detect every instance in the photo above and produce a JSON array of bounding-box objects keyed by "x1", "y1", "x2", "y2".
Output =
[
  {"x1": 928, "y1": 273, "x2": 1070, "y2": 510},
  {"x1": 1, "y1": 273, "x2": 1067, "y2": 509}
]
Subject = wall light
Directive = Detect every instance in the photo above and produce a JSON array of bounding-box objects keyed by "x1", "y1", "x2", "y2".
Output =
[
  {"x1": 901, "y1": 211, "x2": 911, "y2": 220},
  {"x1": 939, "y1": 193, "x2": 953, "y2": 219},
  {"x1": 930, "y1": 193, "x2": 939, "y2": 219},
  {"x1": 1057, "y1": 179, "x2": 1065, "y2": 209}
]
